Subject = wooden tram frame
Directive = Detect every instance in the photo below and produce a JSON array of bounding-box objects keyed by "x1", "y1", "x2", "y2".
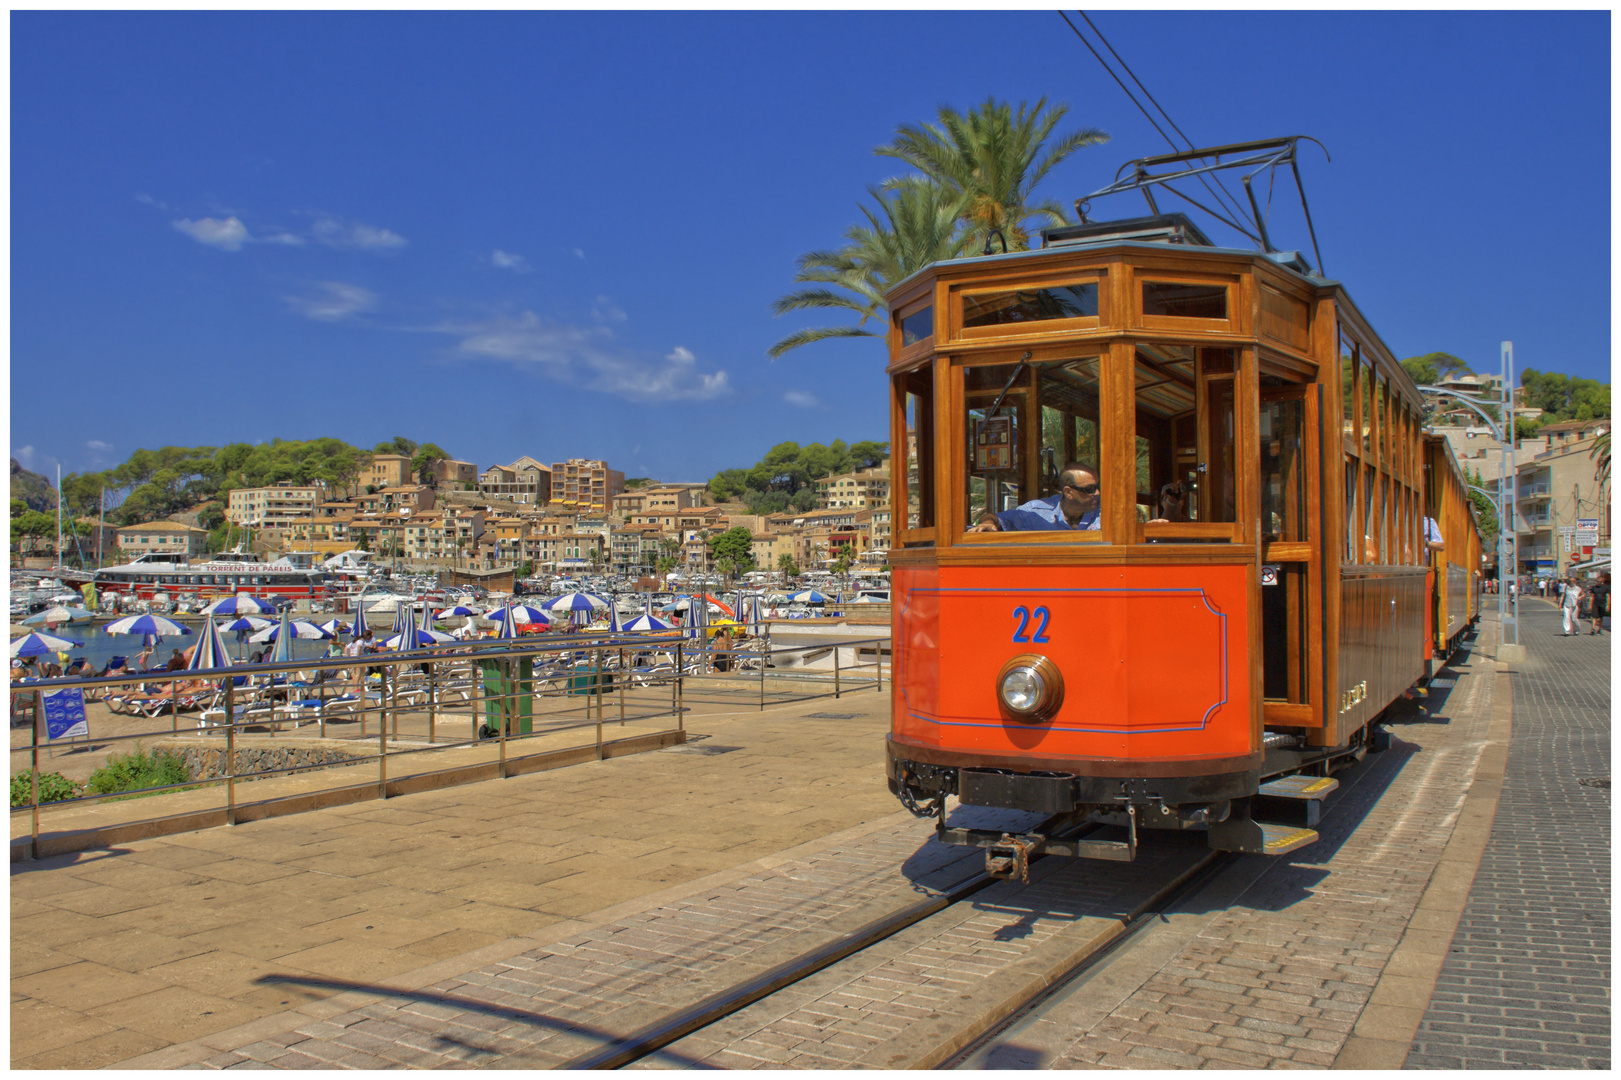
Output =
[{"x1": 883, "y1": 209, "x2": 1482, "y2": 862}]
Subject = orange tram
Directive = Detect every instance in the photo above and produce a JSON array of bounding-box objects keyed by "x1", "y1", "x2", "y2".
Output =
[{"x1": 883, "y1": 146, "x2": 1482, "y2": 873}]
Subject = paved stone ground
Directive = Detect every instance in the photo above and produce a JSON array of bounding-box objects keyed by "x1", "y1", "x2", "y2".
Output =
[
  {"x1": 1407, "y1": 598, "x2": 1611, "y2": 1069},
  {"x1": 952, "y1": 618, "x2": 1506, "y2": 1069},
  {"x1": 10, "y1": 695, "x2": 909, "y2": 1069}
]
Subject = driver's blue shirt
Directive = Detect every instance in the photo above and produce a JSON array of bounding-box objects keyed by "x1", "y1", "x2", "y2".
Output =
[{"x1": 994, "y1": 493, "x2": 1101, "y2": 532}]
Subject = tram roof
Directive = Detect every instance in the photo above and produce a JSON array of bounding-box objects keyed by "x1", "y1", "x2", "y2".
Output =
[{"x1": 885, "y1": 238, "x2": 1335, "y2": 299}]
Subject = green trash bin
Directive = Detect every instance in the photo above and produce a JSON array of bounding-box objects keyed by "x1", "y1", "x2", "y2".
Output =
[
  {"x1": 567, "y1": 667, "x2": 613, "y2": 696},
  {"x1": 478, "y1": 656, "x2": 533, "y2": 734}
]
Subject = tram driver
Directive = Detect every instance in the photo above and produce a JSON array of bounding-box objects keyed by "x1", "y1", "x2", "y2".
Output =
[{"x1": 966, "y1": 462, "x2": 1164, "y2": 534}]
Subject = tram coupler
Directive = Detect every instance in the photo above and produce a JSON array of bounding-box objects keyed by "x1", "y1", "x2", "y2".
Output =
[{"x1": 984, "y1": 834, "x2": 1042, "y2": 882}]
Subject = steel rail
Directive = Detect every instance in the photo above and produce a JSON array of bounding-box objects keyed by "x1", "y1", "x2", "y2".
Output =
[{"x1": 557, "y1": 861, "x2": 1004, "y2": 1070}]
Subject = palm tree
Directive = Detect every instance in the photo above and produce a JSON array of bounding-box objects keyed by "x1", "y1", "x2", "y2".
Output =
[
  {"x1": 768, "y1": 179, "x2": 972, "y2": 359},
  {"x1": 1591, "y1": 432, "x2": 1611, "y2": 486},
  {"x1": 878, "y1": 97, "x2": 1108, "y2": 251}
]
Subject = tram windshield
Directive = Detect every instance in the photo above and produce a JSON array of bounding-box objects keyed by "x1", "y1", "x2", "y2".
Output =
[{"x1": 963, "y1": 356, "x2": 1102, "y2": 533}]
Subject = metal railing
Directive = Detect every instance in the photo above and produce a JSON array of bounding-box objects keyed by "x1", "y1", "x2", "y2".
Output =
[{"x1": 9, "y1": 625, "x2": 889, "y2": 857}]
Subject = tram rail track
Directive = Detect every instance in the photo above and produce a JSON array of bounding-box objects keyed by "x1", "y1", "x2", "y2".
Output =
[{"x1": 568, "y1": 721, "x2": 1400, "y2": 1071}]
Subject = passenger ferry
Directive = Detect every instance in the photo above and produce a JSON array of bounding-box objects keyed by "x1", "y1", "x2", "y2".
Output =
[{"x1": 92, "y1": 552, "x2": 331, "y2": 601}]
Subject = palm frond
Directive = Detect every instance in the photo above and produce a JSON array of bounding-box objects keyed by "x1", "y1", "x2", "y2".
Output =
[{"x1": 767, "y1": 325, "x2": 879, "y2": 360}]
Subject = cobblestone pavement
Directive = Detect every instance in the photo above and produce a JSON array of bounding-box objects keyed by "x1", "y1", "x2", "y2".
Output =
[
  {"x1": 1407, "y1": 599, "x2": 1611, "y2": 1069},
  {"x1": 947, "y1": 620, "x2": 1506, "y2": 1070}
]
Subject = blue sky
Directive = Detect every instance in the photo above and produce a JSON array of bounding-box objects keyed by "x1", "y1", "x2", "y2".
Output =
[{"x1": 10, "y1": 10, "x2": 1610, "y2": 489}]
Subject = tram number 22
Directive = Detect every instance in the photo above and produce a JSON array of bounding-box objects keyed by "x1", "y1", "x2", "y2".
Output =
[{"x1": 1011, "y1": 606, "x2": 1051, "y2": 643}]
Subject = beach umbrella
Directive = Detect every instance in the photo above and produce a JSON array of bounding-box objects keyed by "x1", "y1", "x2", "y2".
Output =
[
  {"x1": 201, "y1": 595, "x2": 278, "y2": 617},
  {"x1": 435, "y1": 605, "x2": 477, "y2": 620},
  {"x1": 248, "y1": 620, "x2": 332, "y2": 644},
  {"x1": 104, "y1": 613, "x2": 192, "y2": 637},
  {"x1": 10, "y1": 631, "x2": 84, "y2": 659},
  {"x1": 316, "y1": 618, "x2": 354, "y2": 637},
  {"x1": 490, "y1": 603, "x2": 522, "y2": 640},
  {"x1": 218, "y1": 616, "x2": 274, "y2": 634},
  {"x1": 484, "y1": 603, "x2": 550, "y2": 625},
  {"x1": 541, "y1": 591, "x2": 609, "y2": 614},
  {"x1": 266, "y1": 606, "x2": 297, "y2": 664},
  {"x1": 786, "y1": 589, "x2": 830, "y2": 605},
  {"x1": 606, "y1": 603, "x2": 624, "y2": 634},
  {"x1": 622, "y1": 613, "x2": 672, "y2": 632},
  {"x1": 185, "y1": 617, "x2": 233, "y2": 671},
  {"x1": 23, "y1": 606, "x2": 95, "y2": 626}
]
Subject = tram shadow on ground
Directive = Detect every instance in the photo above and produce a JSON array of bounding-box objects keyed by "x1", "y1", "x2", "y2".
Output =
[{"x1": 251, "y1": 974, "x2": 714, "y2": 1069}]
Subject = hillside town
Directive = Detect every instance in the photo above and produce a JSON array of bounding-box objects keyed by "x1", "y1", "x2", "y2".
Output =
[{"x1": 17, "y1": 451, "x2": 897, "y2": 584}]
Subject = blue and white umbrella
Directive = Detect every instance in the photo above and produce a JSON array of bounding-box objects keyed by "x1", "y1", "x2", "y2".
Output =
[
  {"x1": 382, "y1": 600, "x2": 453, "y2": 642},
  {"x1": 490, "y1": 603, "x2": 522, "y2": 640},
  {"x1": 606, "y1": 603, "x2": 624, "y2": 634},
  {"x1": 786, "y1": 589, "x2": 830, "y2": 605},
  {"x1": 316, "y1": 618, "x2": 354, "y2": 637},
  {"x1": 484, "y1": 603, "x2": 550, "y2": 625},
  {"x1": 392, "y1": 602, "x2": 417, "y2": 638},
  {"x1": 218, "y1": 616, "x2": 273, "y2": 635},
  {"x1": 10, "y1": 630, "x2": 84, "y2": 659},
  {"x1": 621, "y1": 613, "x2": 672, "y2": 632},
  {"x1": 23, "y1": 606, "x2": 96, "y2": 626},
  {"x1": 201, "y1": 595, "x2": 278, "y2": 617},
  {"x1": 541, "y1": 592, "x2": 609, "y2": 614},
  {"x1": 435, "y1": 605, "x2": 477, "y2": 620},
  {"x1": 186, "y1": 617, "x2": 234, "y2": 671},
  {"x1": 248, "y1": 620, "x2": 332, "y2": 644},
  {"x1": 104, "y1": 613, "x2": 192, "y2": 638}
]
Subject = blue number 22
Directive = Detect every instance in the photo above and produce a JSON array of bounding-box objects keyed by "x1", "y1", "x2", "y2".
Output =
[{"x1": 1012, "y1": 605, "x2": 1051, "y2": 643}]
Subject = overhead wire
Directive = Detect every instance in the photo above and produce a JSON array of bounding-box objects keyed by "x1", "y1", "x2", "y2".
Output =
[
  {"x1": 1075, "y1": 11, "x2": 1256, "y2": 232},
  {"x1": 1059, "y1": 11, "x2": 1261, "y2": 244}
]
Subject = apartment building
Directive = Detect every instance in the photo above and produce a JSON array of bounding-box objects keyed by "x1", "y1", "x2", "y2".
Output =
[
  {"x1": 226, "y1": 482, "x2": 323, "y2": 529},
  {"x1": 1502, "y1": 421, "x2": 1611, "y2": 578},
  {"x1": 432, "y1": 459, "x2": 479, "y2": 488},
  {"x1": 115, "y1": 521, "x2": 210, "y2": 559},
  {"x1": 550, "y1": 458, "x2": 625, "y2": 513},
  {"x1": 815, "y1": 466, "x2": 890, "y2": 509},
  {"x1": 367, "y1": 454, "x2": 412, "y2": 490},
  {"x1": 479, "y1": 457, "x2": 552, "y2": 505},
  {"x1": 611, "y1": 523, "x2": 664, "y2": 576},
  {"x1": 401, "y1": 508, "x2": 485, "y2": 564},
  {"x1": 520, "y1": 532, "x2": 604, "y2": 573},
  {"x1": 353, "y1": 485, "x2": 436, "y2": 515}
]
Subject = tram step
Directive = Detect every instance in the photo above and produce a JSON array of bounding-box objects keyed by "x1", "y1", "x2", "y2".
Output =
[
  {"x1": 1258, "y1": 822, "x2": 1320, "y2": 856},
  {"x1": 1258, "y1": 775, "x2": 1339, "y2": 800}
]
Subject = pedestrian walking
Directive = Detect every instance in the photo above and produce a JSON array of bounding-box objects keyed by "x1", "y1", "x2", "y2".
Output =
[
  {"x1": 1589, "y1": 573, "x2": 1609, "y2": 634},
  {"x1": 1560, "y1": 577, "x2": 1582, "y2": 636}
]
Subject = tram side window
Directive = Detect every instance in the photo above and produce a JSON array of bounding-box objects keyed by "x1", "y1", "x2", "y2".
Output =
[
  {"x1": 1260, "y1": 397, "x2": 1306, "y2": 542},
  {"x1": 963, "y1": 356, "x2": 1101, "y2": 535},
  {"x1": 895, "y1": 369, "x2": 935, "y2": 534},
  {"x1": 1345, "y1": 461, "x2": 1358, "y2": 562},
  {"x1": 1131, "y1": 345, "x2": 1237, "y2": 533}
]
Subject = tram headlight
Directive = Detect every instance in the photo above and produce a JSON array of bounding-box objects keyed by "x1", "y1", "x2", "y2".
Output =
[{"x1": 996, "y1": 654, "x2": 1064, "y2": 723}]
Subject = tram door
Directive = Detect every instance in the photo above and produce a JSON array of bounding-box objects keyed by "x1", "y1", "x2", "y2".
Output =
[{"x1": 1258, "y1": 380, "x2": 1321, "y2": 727}]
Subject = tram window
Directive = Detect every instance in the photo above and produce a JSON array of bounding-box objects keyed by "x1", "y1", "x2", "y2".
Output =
[
  {"x1": 1360, "y1": 358, "x2": 1374, "y2": 455},
  {"x1": 962, "y1": 283, "x2": 1097, "y2": 329},
  {"x1": 900, "y1": 306, "x2": 933, "y2": 347},
  {"x1": 1345, "y1": 461, "x2": 1358, "y2": 562},
  {"x1": 963, "y1": 356, "x2": 1101, "y2": 535},
  {"x1": 1132, "y1": 344, "x2": 1196, "y2": 520},
  {"x1": 1340, "y1": 341, "x2": 1356, "y2": 444},
  {"x1": 1362, "y1": 465, "x2": 1376, "y2": 563},
  {"x1": 1143, "y1": 281, "x2": 1226, "y2": 320},
  {"x1": 1379, "y1": 474, "x2": 1391, "y2": 561},
  {"x1": 1260, "y1": 397, "x2": 1306, "y2": 542},
  {"x1": 896, "y1": 369, "x2": 935, "y2": 533}
]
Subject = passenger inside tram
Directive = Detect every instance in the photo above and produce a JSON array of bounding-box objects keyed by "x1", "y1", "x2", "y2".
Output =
[{"x1": 970, "y1": 462, "x2": 1176, "y2": 533}]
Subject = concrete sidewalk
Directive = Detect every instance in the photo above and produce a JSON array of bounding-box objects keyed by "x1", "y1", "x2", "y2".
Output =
[{"x1": 10, "y1": 694, "x2": 902, "y2": 1069}]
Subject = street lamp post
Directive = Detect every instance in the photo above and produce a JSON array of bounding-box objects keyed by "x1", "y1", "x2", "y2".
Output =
[{"x1": 1418, "y1": 339, "x2": 1521, "y2": 657}]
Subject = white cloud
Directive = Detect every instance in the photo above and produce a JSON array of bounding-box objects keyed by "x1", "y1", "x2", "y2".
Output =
[
  {"x1": 86, "y1": 440, "x2": 114, "y2": 452},
  {"x1": 13, "y1": 445, "x2": 37, "y2": 469},
  {"x1": 259, "y1": 231, "x2": 306, "y2": 246},
  {"x1": 285, "y1": 281, "x2": 379, "y2": 322},
  {"x1": 591, "y1": 296, "x2": 627, "y2": 323},
  {"x1": 572, "y1": 248, "x2": 586, "y2": 259},
  {"x1": 783, "y1": 390, "x2": 821, "y2": 408},
  {"x1": 491, "y1": 249, "x2": 530, "y2": 272},
  {"x1": 438, "y1": 313, "x2": 729, "y2": 402},
  {"x1": 173, "y1": 216, "x2": 250, "y2": 251},
  {"x1": 312, "y1": 216, "x2": 407, "y2": 251}
]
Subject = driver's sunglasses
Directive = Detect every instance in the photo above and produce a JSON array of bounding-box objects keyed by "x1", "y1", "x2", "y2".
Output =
[{"x1": 1066, "y1": 483, "x2": 1100, "y2": 496}]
